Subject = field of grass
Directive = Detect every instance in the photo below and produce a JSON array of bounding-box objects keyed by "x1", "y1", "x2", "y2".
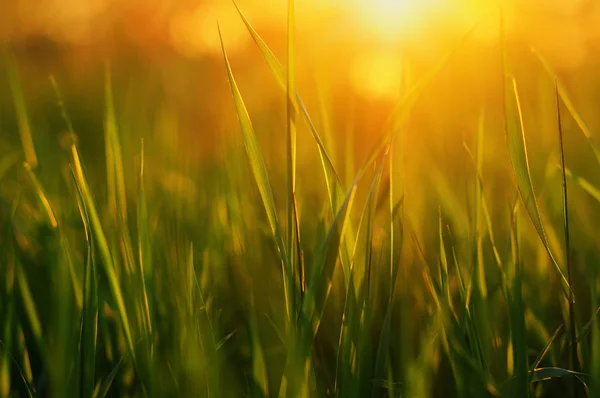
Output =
[{"x1": 1, "y1": 2, "x2": 600, "y2": 397}]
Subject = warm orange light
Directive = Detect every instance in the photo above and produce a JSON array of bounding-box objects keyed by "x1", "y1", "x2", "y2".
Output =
[
  {"x1": 350, "y1": 51, "x2": 403, "y2": 100},
  {"x1": 354, "y1": 0, "x2": 438, "y2": 41}
]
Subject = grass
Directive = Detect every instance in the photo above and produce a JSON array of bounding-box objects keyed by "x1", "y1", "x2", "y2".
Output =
[{"x1": 1, "y1": 3, "x2": 600, "y2": 397}]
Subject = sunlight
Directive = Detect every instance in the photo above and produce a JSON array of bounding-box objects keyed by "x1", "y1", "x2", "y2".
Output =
[
  {"x1": 354, "y1": 0, "x2": 439, "y2": 41},
  {"x1": 350, "y1": 51, "x2": 403, "y2": 100}
]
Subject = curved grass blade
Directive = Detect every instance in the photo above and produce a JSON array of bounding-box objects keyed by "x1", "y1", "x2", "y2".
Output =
[
  {"x1": 70, "y1": 142, "x2": 135, "y2": 361},
  {"x1": 508, "y1": 205, "x2": 528, "y2": 398},
  {"x1": 533, "y1": 48, "x2": 600, "y2": 165},
  {"x1": 218, "y1": 27, "x2": 292, "y2": 321},
  {"x1": 555, "y1": 79, "x2": 581, "y2": 397},
  {"x1": 301, "y1": 178, "x2": 358, "y2": 344},
  {"x1": 530, "y1": 367, "x2": 588, "y2": 390},
  {"x1": 71, "y1": 167, "x2": 98, "y2": 398},
  {"x1": 92, "y1": 352, "x2": 128, "y2": 398},
  {"x1": 502, "y1": 76, "x2": 572, "y2": 300},
  {"x1": 231, "y1": 0, "x2": 354, "y2": 284},
  {"x1": 4, "y1": 48, "x2": 37, "y2": 168},
  {"x1": 530, "y1": 324, "x2": 564, "y2": 372},
  {"x1": 286, "y1": 0, "x2": 302, "y2": 318}
]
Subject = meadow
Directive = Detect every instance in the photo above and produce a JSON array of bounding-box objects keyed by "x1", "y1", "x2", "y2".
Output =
[{"x1": 1, "y1": 1, "x2": 600, "y2": 397}]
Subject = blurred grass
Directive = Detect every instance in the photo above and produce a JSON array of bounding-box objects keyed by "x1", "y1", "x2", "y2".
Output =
[{"x1": 1, "y1": 3, "x2": 600, "y2": 398}]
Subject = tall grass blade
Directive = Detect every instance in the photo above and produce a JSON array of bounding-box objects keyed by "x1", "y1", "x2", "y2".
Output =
[
  {"x1": 70, "y1": 142, "x2": 135, "y2": 361},
  {"x1": 555, "y1": 79, "x2": 580, "y2": 397},
  {"x1": 285, "y1": 0, "x2": 302, "y2": 318},
  {"x1": 72, "y1": 168, "x2": 98, "y2": 398},
  {"x1": 530, "y1": 324, "x2": 564, "y2": 371},
  {"x1": 219, "y1": 27, "x2": 292, "y2": 320},
  {"x1": 533, "y1": 49, "x2": 600, "y2": 165},
  {"x1": 502, "y1": 71, "x2": 572, "y2": 300},
  {"x1": 4, "y1": 49, "x2": 38, "y2": 168},
  {"x1": 230, "y1": 0, "x2": 354, "y2": 283},
  {"x1": 508, "y1": 205, "x2": 528, "y2": 398}
]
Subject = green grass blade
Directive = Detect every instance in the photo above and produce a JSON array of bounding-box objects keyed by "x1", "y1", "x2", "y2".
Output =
[
  {"x1": 286, "y1": 0, "x2": 302, "y2": 319},
  {"x1": 72, "y1": 167, "x2": 98, "y2": 398},
  {"x1": 219, "y1": 27, "x2": 292, "y2": 321},
  {"x1": 137, "y1": 140, "x2": 153, "y2": 335},
  {"x1": 301, "y1": 179, "x2": 358, "y2": 344},
  {"x1": 93, "y1": 352, "x2": 128, "y2": 398},
  {"x1": 104, "y1": 65, "x2": 129, "y2": 224},
  {"x1": 533, "y1": 48, "x2": 600, "y2": 165},
  {"x1": 509, "y1": 205, "x2": 528, "y2": 398},
  {"x1": 503, "y1": 75, "x2": 572, "y2": 300},
  {"x1": 69, "y1": 142, "x2": 135, "y2": 360},
  {"x1": 230, "y1": 0, "x2": 355, "y2": 284},
  {"x1": 4, "y1": 49, "x2": 37, "y2": 168},
  {"x1": 555, "y1": 79, "x2": 580, "y2": 397},
  {"x1": 530, "y1": 324, "x2": 564, "y2": 371}
]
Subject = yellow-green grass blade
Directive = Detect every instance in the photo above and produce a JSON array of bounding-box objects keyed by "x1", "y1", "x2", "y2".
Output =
[
  {"x1": 529, "y1": 367, "x2": 589, "y2": 392},
  {"x1": 371, "y1": 151, "x2": 404, "y2": 398},
  {"x1": 23, "y1": 163, "x2": 83, "y2": 310},
  {"x1": 508, "y1": 205, "x2": 528, "y2": 398},
  {"x1": 351, "y1": 146, "x2": 389, "y2": 301},
  {"x1": 533, "y1": 48, "x2": 600, "y2": 166},
  {"x1": 4, "y1": 49, "x2": 37, "y2": 168},
  {"x1": 69, "y1": 142, "x2": 135, "y2": 362},
  {"x1": 72, "y1": 167, "x2": 98, "y2": 398},
  {"x1": 301, "y1": 179, "x2": 358, "y2": 345},
  {"x1": 230, "y1": 0, "x2": 354, "y2": 284},
  {"x1": 104, "y1": 68, "x2": 138, "y2": 282},
  {"x1": 564, "y1": 167, "x2": 600, "y2": 203},
  {"x1": 104, "y1": 66, "x2": 129, "y2": 225},
  {"x1": 286, "y1": 0, "x2": 302, "y2": 318},
  {"x1": 353, "y1": 150, "x2": 388, "y2": 397},
  {"x1": 0, "y1": 230, "x2": 15, "y2": 398},
  {"x1": 219, "y1": 28, "x2": 292, "y2": 321},
  {"x1": 503, "y1": 76, "x2": 572, "y2": 300},
  {"x1": 136, "y1": 140, "x2": 153, "y2": 336},
  {"x1": 530, "y1": 324, "x2": 564, "y2": 372},
  {"x1": 554, "y1": 79, "x2": 581, "y2": 397}
]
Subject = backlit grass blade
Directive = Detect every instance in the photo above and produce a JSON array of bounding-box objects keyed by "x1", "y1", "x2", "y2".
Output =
[
  {"x1": 564, "y1": 168, "x2": 600, "y2": 203},
  {"x1": 137, "y1": 140, "x2": 152, "y2": 335},
  {"x1": 69, "y1": 142, "x2": 135, "y2": 362},
  {"x1": 508, "y1": 205, "x2": 528, "y2": 398},
  {"x1": 230, "y1": 0, "x2": 354, "y2": 283},
  {"x1": 4, "y1": 49, "x2": 37, "y2": 168},
  {"x1": 219, "y1": 28, "x2": 292, "y2": 320},
  {"x1": 286, "y1": 0, "x2": 302, "y2": 317},
  {"x1": 503, "y1": 75, "x2": 572, "y2": 300},
  {"x1": 105, "y1": 66, "x2": 129, "y2": 224},
  {"x1": 555, "y1": 79, "x2": 580, "y2": 397},
  {"x1": 530, "y1": 324, "x2": 564, "y2": 371},
  {"x1": 72, "y1": 167, "x2": 98, "y2": 398},
  {"x1": 533, "y1": 48, "x2": 600, "y2": 165},
  {"x1": 301, "y1": 179, "x2": 358, "y2": 344}
]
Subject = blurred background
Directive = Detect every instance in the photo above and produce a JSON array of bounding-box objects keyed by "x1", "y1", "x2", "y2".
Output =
[{"x1": 2, "y1": 0, "x2": 600, "y2": 229}]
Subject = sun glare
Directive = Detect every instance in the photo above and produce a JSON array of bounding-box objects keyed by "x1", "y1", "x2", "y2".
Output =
[{"x1": 355, "y1": 0, "x2": 438, "y2": 40}]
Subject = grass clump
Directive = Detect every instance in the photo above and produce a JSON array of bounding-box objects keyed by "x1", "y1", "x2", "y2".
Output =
[{"x1": 1, "y1": 4, "x2": 600, "y2": 398}]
